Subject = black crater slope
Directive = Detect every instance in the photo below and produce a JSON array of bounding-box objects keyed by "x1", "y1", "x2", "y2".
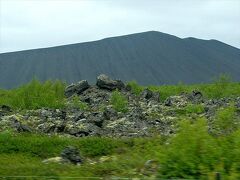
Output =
[{"x1": 0, "y1": 31, "x2": 240, "y2": 89}]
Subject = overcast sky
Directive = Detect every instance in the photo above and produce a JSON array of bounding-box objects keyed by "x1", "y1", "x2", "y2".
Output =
[{"x1": 0, "y1": 0, "x2": 239, "y2": 53}]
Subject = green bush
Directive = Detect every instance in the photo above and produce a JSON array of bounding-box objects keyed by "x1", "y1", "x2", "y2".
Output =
[
  {"x1": 158, "y1": 119, "x2": 220, "y2": 179},
  {"x1": 0, "y1": 79, "x2": 66, "y2": 109},
  {"x1": 110, "y1": 90, "x2": 128, "y2": 113},
  {"x1": 213, "y1": 105, "x2": 239, "y2": 135},
  {"x1": 185, "y1": 104, "x2": 205, "y2": 114},
  {"x1": 215, "y1": 130, "x2": 240, "y2": 176},
  {"x1": 175, "y1": 104, "x2": 205, "y2": 116},
  {"x1": 157, "y1": 118, "x2": 240, "y2": 179}
]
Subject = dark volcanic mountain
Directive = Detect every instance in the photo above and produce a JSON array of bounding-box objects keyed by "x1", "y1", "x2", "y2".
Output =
[{"x1": 0, "y1": 31, "x2": 240, "y2": 89}]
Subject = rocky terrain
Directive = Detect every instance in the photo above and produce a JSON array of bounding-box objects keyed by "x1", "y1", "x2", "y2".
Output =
[{"x1": 0, "y1": 74, "x2": 239, "y2": 137}]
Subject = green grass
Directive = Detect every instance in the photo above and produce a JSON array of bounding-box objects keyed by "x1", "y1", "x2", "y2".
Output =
[
  {"x1": 0, "y1": 132, "x2": 121, "y2": 158},
  {"x1": 125, "y1": 75, "x2": 240, "y2": 102},
  {"x1": 175, "y1": 104, "x2": 205, "y2": 116},
  {"x1": 0, "y1": 79, "x2": 66, "y2": 110},
  {"x1": 0, "y1": 132, "x2": 163, "y2": 178},
  {"x1": 149, "y1": 81, "x2": 240, "y2": 101}
]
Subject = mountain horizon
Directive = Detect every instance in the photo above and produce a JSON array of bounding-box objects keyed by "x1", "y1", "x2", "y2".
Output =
[
  {"x1": 1, "y1": 31, "x2": 239, "y2": 54},
  {"x1": 0, "y1": 31, "x2": 240, "y2": 89}
]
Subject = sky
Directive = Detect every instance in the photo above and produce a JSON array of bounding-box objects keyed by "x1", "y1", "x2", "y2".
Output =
[{"x1": 0, "y1": 0, "x2": 239, "y2": 53}]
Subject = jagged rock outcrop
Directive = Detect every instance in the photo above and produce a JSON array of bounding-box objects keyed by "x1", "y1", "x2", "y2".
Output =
[
  {"x1": 0, "y1": 105, "x2": 11, "y2": 117},
  {"x1": 96, "y1": 74, "x2": 125, "y2": 90},
  {"x1": 188, "y1": 90, "x2": 203, "y2": 103},
  {"x1": 141, "y1": 88, "x2": 153, "y2": 99},
  {"x1": 43, "y1": 146, "x2": 82, "y2": 165},
  {"x1": 65, "y1": 80, "x2": 89, "y2": 97},
  {"x1": 236, "y1": 97, "x2": 240, "y2": 109}
]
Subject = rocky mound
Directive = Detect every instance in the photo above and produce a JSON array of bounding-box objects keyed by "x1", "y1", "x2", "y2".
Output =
[{"x1": 0, "y1": 74, "x2": 239, "y2": 137}]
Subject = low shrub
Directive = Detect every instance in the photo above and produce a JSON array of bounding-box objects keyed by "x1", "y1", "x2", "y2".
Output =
[
  {"x1": 110, "y1": 90, "x2": 128, "y2": 113},
  {"x1": 158, "y1": 119, "x2": 221, "y2": 179},
  {"x1": 175, "y1": 104, "x2": 205, "y2": 116},
  {"x1": 185, "y1": 104, "x2": 205, "y2": 114},
  {"x1": 212, "y1": 105, "x2": 239, "y2": 135}
]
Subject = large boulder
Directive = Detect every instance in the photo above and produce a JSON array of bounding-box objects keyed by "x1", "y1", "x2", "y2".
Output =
[
  {"x1": 43, "y1": 146, "x2": 83, "y2": 165},
  {"x1": 0, "y1": 105, "x2": 11, "y2": 112},
  {"x1": 140, "y1": 89, "x2": 160, "y2": 102},
  {"x1": 188, "y1": 90, "x2": 203, "y2": 103},
  {"x1": 61, "y1": 146, "x2": 82, "y2": 165},
  {"x1": 103, "y1": 107, "x2": 118, "y2": 120},
  {"x1": 65, "y1": 80, "x2": 89, "y2": 97},
  {"x1": 0, "y1": 105, "x2": 12, "y2": 117},
  {"x1": 10, "y1": 115, "x2": 32, "y2": 132},
  {"x1": 96, "y1": 74, "x2": 125, "y2": 90},
  {"x1": 141, "y1": 88, "x2": 153, "y2": 99}
]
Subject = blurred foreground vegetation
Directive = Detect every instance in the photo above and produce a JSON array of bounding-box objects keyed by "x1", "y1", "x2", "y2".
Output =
[{"x1": 0, "y1": 118, "x2": 240, "y2": 179}]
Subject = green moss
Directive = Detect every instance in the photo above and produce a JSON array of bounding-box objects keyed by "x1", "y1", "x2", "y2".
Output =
[{"x1": 157, "y1": 119, "x2": 240, "y2": 179}]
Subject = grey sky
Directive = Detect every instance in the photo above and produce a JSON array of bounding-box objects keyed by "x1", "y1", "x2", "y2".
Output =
[{"x1": 0, "y1": 0, "x2": 239, "y2": 53}]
